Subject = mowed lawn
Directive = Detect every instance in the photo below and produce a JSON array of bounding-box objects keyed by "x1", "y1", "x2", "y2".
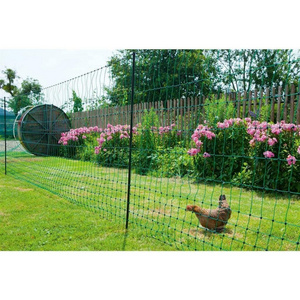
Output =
[
  {"x1": 0, "y1": 152, "x2": 299, "y2": 251},
  {"x1": 0, "y1": 172, "x2": 174, "y2": 251}
]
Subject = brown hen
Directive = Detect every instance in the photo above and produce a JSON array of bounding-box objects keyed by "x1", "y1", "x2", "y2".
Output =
[{"x1": 186, "y1": 195, "x2": 231, "y2": 232}]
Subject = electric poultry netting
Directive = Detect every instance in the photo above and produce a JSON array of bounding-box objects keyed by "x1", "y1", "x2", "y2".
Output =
[{"x1": 3, "y1": 50, "x2": 300, "y2": 250}]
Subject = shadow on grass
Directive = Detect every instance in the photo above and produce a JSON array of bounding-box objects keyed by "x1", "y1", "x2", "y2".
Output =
[
  {"x1": 188, "y1": 226, "x2": 234, "y2": 238},
  {"x1": 122, "y1": 230, "x2": 129, "y2": 251}
]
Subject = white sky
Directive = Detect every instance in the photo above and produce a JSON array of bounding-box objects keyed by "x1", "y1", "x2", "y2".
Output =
[{"x1": 0, "y1": 49, "x2": 115, "y2": 98}]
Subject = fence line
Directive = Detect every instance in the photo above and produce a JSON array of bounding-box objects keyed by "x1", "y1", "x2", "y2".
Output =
[
  {"x1": 3, "y1": 50, "x2": 300, "y2": 251},
  {"x1": 70, "y1": 84, "x2": 300, "y2": 130}
]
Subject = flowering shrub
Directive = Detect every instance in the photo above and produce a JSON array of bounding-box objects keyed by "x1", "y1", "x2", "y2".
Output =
[
  {"x1": 188, "y1": 118, "x2": 300, "y2": 192},
  {"x1": 58, "y1": 126, "x2": 101, "y2": 145},
  {"x1": 58, "y1": 110, "x2": 183, "y2": 173},
  {"x1": 58, "y1": 125, "x2": 101, "y2": 158},
  {"x1": 189, "y1": 118, "x2": 250, "y2": 182},
  {"x1": 157, "y1": 123, "x2": 183, "y2": 148},
  {"x1": 244, "y1": 119, "x2": 300, "y2": 192},
  {"x1": 58, "y1": 124, "x2": 136, "y2": 166},
  {"x1": 58, "y1": 115, "x2": 300, "y2": 193}
]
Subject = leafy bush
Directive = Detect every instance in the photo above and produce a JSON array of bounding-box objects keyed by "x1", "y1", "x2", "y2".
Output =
[
  {"x1": 95, "y1": 132, "x2": 130, "y2": 168},
  {"x1": 58, "y1": 124, "x2": 132, "y2": 167},
  {"x1": 202, "y1": 95, "x2": 236, "y2": 126},
  {"x1": 188, "y1": 118, "x2": 300, "y2": 192},
  {"x1": 58, "y1": 115, "x2": 300, "y2": 194},
  {"x1": 149, "y1": 146, "x2": 193, "y2": 178},
  {"x1": 192, "y1": 120, "x2": 250, "y2": 182},
  {"x1": 133, "y1": 108, "x2": 159, "y2": 175},
  {"x1": 240, "y1": 122, "x2": 300, "y2": 192}
]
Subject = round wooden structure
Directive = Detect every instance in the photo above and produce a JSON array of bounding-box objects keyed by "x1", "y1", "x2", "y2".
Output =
[{"x1": 16, "y1": 104, "x2": 71, "y2": 156}]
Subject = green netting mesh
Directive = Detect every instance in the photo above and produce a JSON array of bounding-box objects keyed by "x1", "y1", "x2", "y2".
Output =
[{"x1": 1, "y1": 49, "x2": 299, "y2": 250}]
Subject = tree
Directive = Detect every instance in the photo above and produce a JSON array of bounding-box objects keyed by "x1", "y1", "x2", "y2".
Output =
[
  {"x1": 0, "y1": 68, "x2": 19, "y2": 96},
  {"x1": 105, "y1": 50, "x2": 219, "y2": 106},
  {"x1": 8, "y1": 78, "x2": 43, "y2": 114},
  {"x1": 252, "y1": 50, "x2": 300, "y2": 88},
  {"x1": 0, "y1": 68, "x2": 43, "y2": 114},
  {"x1": 106, "y1": 49, "x2": 300, "y2": 106},
  {"x1": 21, "y1": 78, "x2": 42, "y2": 96},
  {"x1": 208, "y1": 49, "x2": 300, "y2": 92},
  {"x1": 72, "y1": 90, "x2": 83, "y2": 113},
  {"x1": 8, "y1": 95, "x2": 32, "y2": 115}
]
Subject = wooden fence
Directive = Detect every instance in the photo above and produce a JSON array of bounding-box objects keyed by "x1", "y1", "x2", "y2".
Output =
[{"x1": 70, "y1": 84, "x2": 300, "y2": 130}]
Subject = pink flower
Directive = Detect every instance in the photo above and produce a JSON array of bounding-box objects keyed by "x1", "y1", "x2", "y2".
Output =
[
  {"x1": 192, "y1": 134, "x2": 199, "y2": 142},
  {"x1": 187, "y1": 148, "x2": 200, "y2": 156},
  {"x1": 97, "y1": 137, "x2": 105, "y2": 145},
  {"x1": 282, "y1": 123, "x2": 297, "y2": 132},
  {"x1": 260, "y1": 134, "x2": 268, "y2": 142},
  {"x1": 203, "y1": 152, "x2": 211, "y2": 158},
  {"x1": 287, "y1": 155, "x2": 296, "y2": 165},
  {"x1": 195, "y1": 140, "x2": 203, "y2": 148},
  {"x1": 106, "y1": 135, "x2": 112, "y2": 141},
  {"x1": 217, "y1": 122, "x2": 226, "y2": 129},
  {"x1": 82, "y1": 135, "x2": 87, "y2": 139},
  {"x1": 226, "y1": 119, "x2": 234, "y2": 126},
  {"x1": 247, "y1": 128, "x2": 256, "y2": 135},
  {"x1": 258, "y1": 122, "x2": 269, "y2": 130},
  {"x1": 268, "y1": 138, "x2": 277, "y2": 146},
  {"x1": 249, "y1": 139, "x2": 256, "y2": 147},
  {"x1": 263, "y1": 151, "x2": 275, "y2": 158},
  {"x1": 205, "y1": 131, "x2": 215, "y2": 140},
  {"x1": 297, "y1": 146, "x2": 300, "y2": 155},
  {"x1": 132, "y1": 127, "x2": 138, "y2": 134},
  {"x1": 271, "y1": 124, "x2": 282, "y2": 135}
]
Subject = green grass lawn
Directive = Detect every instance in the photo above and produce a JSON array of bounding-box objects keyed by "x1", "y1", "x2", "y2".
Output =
[
  {"x1": 1, "y1": 151, "x2": 299, "y2": 251},
  {"x1": 0, "y1": 172, "x2": 174, "y2": 251}
]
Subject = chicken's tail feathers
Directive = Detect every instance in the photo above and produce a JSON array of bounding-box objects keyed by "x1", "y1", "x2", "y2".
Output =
[
  {"x1": 219, "y1": 194, "x2": 230, "y2": 208},
  {"x1": 219, "y1": 194, "x2": 226, "y2": 201}
]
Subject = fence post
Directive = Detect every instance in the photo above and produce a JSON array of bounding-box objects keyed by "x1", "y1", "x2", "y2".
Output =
[
  {"x1": 4, "y1": 97, "x2": 7, "y2": 175},
  {"x1": 125, "y1": 51, "x2": 136, "y2": 229}
]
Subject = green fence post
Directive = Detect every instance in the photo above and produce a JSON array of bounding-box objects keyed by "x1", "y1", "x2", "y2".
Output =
[
  {"x1": 125, "y1": 51, "x2": 136, "y2": 229},
  {"x1": 4, "y1": 97, "x2": 7, "y2": 175}
]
